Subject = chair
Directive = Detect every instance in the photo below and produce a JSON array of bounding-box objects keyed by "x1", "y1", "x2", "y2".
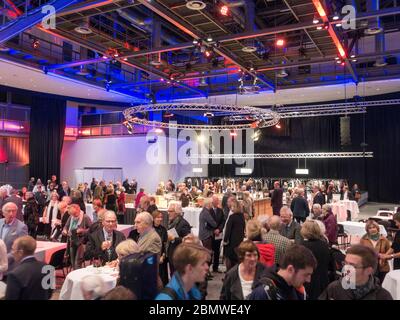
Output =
[
  {"x1": 48, "y1": 248, "x2": 69, "y2": 278},
  {"x1": 337, "y1": 224, "x2": 351, "y2": 250}
]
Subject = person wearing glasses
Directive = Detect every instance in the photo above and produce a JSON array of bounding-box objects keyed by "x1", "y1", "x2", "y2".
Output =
[
  {"x1": 85, "y1": 211, "x2": 125, "y2": 265},
  {"x1": 319, "y1": 245, "x2": 393, "y2": 300}
]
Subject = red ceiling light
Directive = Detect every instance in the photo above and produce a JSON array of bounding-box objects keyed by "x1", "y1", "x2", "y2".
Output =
[
  {"x1": 220, "y1": 5, "x2": 229, "y2": 16},
  {"x1": 205, "y1": 49, "x2": 212, "y2": 58},
  {"x1": 276, "y1": 39, "x2": 285, "y2": 47},
  {"x1": 32, "y1": 39, "x2": 40, "y2": 49},
  {"x1": 230, "y1": 130, "x2": 237, "y2": 137},
  {"x1": 275, "y1": 123, "x2": 281, "y2": 129},
  {"x1": 312, "y1": 0, "x2": 326, "y2": 17}
]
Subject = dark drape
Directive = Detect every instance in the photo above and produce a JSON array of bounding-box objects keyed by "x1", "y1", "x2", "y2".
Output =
[
  {"x1": 208, "y1": 96, "x2": 400, "y2": 203},
  {"x1": 29, "y1": 96, "x2": 66, "y2": 182}
]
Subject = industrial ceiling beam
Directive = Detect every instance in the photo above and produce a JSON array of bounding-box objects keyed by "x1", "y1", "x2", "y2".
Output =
[
  {"x1": 0, "y1": 0, "x2": 80, "y2": 43},
  {"x1": 44, "y1": 57, "x2": 110, "y2": 71},
  {"x1": 135, "y1": 0, "x2": 276, "y2": 91},
  {"x1": 311, "y1": 0, "x2": 358, "y2": 83}
]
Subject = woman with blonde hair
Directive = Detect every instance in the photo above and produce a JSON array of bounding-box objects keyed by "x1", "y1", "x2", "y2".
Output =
[
  {"x1": 42, "y1": 191, "x2": 60, "y2": 239},
  {"x1": 300, "y1": 220, "x2": 330, "y2": 299},
  {"x1": 360, "y1": 219, "x2": 391, "y2": 283},
  {"x1": 246, "y1": 219, "x2": 275, "y2": 267}
]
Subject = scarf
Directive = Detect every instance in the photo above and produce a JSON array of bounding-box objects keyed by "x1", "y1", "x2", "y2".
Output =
[
  {"x1": 44, "y1": 201, "x2": 59, "y2": 229},
  {"x1": 168, "y1": 216, "x2": 182, "y2": 231},
  {"x1": 352, "y1": 276, "x2": 375, "y2": 300},
  {"x1": 370, "y1": 233, "x2": 380, "y2": 241}
]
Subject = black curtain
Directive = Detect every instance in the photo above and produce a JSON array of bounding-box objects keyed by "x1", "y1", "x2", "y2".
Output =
[
  {"x1": 29, "y1": 96, "x2": 66, "y2": 182},
  {"x1": 208, "y1": 96, "x2": 400, "y2": 203}
]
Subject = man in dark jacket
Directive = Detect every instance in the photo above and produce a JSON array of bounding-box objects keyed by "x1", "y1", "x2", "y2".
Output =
[
  {"x1": 5, "y1": 235, "x2": 52, "y2": 300},
  {"x1": 312, "y1": 186, "x2": 326, "y2": 207},
  {"x1": 280, "y1": 206, "x2": 302, "y2": 243},
  {"x1": 210, "y1": 195, "x2": 225, "y2": 272},
  {"x1": 271, "y1": 181, "x2": 283, "y2": 216},
  {"x1": 198, "y1": 198, "x2": 217, "y2": 252},
  {"x1": 248, "y1": 244, "x2": 316, "y2": 300},
  {"x1": 290, "y1": 188, "x2": 310, "y2": 223},
  {"x1": 319, "y1": 245, "x2": 393, "y2": 300},
  {"x1": 85, "y1": 211, "x2": 125, "y2": 264}
]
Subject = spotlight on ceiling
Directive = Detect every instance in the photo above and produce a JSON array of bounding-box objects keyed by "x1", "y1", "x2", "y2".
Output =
[
  {"x1": 242, "y1": 39, "x2": 257, "y2": 53},
  {"x1": 276, "y1": 39, "x2": 285, "y2": 47},
  {"x1": 313, "y1": 16, "x2": 320, "y2": 24},
  {"x1": 365, "y1": 24, "x2": 383, "y2": 35},
  {"x1": 374, "y1": 58, "x2": 388, "y2": 67},
  {"x1": 220, "y1": 4, "x2": 229, "y2": 16},
  {"x1": 74, "y1": 20, "x2": 92, "y2": 34},
  {"x1": 203, "y1": 111, "x2": 214, "y2": 117},
  {"x1": 275, "y1": 123, "x2": 281, "y2": 129},
  {"x1": 198, "y1": 77, "x2": 209, "y2": 87},
  {"x1": 206, "y1": 35, "x2": 213, "y2": 42},
  {"x1": 150, "y1": 53, "x2": 163, "y2": 66},
  {"x1": 155, "y1": 128, "x2": 164, "y2": 134},
  {"x1": 186, "y1": 0, "x2": 206, "y2": 10},
  {"x1": 251, "y1": 129, "x2": 261, "y2": 142},
  {"x1": 76, "y1": 65, "x2": 90, "y2": 76},
  {"x1": 32, "y1": 39, "x2": 40, "y2": 49},
  {"x1": 276, "y1": 69, "x2": 289, "y2": 78},
  {"x1": 230, "y1": 130, "x2": 237, "y2": 137},
  {"x1": 193, "y1": 39, "x2": 199, "y2": 45},
  {"x1": 332, "y1": 13, "x2": 340, "y2": 21}
]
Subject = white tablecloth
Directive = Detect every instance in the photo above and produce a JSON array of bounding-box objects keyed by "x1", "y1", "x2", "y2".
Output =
[
  {"x1": 382, "y1": 270, "x2": 400, "y2": 300},
  {"x1": 371, "y1": 215, "x2": 393, "y2": 221},
  {"x1": 339, "y1": 221, "x2": 387, "y2": 238},
  {"x1": 182, "y1": 207, "x2": 202, "y2": 229},
  {"x1": 34, "y1": 241, "x2": 67, "y2": 264},
  {"x1": 59, "y1": 266, "x2": 118, "y2": 300},
  {"x1": 331, "y1": 200, "x2": 359, "y2": 221},
  {"x1": 117, "y1": 224, "x2": 134, "y2": 238}
]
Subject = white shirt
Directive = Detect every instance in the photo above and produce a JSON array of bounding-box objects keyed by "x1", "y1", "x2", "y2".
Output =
[{"x1": 238, "y1": 264, "x2": 253, "y2": 299}]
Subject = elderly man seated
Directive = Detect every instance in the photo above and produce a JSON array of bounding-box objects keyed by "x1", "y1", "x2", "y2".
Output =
[
  {"x1": 133, "y1": 212, "x2": 161, "y2": 255},
  {"x1": 279, "y1": 206, "x2": 302, "y2": 244},
  {"x1": 85, "y1": 211, "x2": 126, "y2": 265}
]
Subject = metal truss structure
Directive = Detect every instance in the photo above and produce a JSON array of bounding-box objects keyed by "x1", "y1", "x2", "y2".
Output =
[
  {"x1": 123, "y1": 103, "x2": 280, "y2": 130},
  {"x1": 224, "y1": 99, "x2": 400, "y2": 121},
  {"x1": 191, "y1": 152, "x2": 374, "y2": 159}
]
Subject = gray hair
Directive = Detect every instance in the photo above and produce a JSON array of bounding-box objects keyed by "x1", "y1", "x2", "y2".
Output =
[
  {"x1": 280, "y1": 206, "x2": 293, "y2": 217},
  {"x1": 137, "y1": 211, "x2": 153, "y2": 226},
  {"x1": 322, "y1": 204, "x2": 332, "y2": 212},
  {"x1": 312, "y1": 203, "x2": 321, "y2": 211},
  {"x1": 104, "y1": 210, "x2": 117, "y2": 221},
  {"x1": 168, "y1": 201, "x2": 183, "y2": 215},
  {"x1": 80, "y1": 275, "x2": 106, "y2": 299},
  {"x1": 2, "y1": 202, "x2": 17, "y2": 212}
]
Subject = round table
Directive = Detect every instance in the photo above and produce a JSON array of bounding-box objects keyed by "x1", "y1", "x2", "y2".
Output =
[
  {"x1": 331, "y1": 200, "x2": 359, "y2": 222},
  {"x1": 59, "y1": 266, "x2": 118, "y2": 300},
  {"x1": 382, "y1": 270, "x2": 400, "y2": 300}
]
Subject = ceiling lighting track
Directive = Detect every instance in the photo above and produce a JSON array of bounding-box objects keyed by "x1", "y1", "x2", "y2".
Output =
[{"x1": 192, "y1": 152, "x2": 374, "y2": 159}]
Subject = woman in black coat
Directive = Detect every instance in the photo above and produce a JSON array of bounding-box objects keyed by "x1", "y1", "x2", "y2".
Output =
[
  {"x1": 300, "y1": 220, "x2": 331, "y2": 300},
  {"x1": 223, "y1": 199, "x2": 245, "y2": 271},
  {"x1": 152, "y1": 210, "x2": 169, "y2": 286}
]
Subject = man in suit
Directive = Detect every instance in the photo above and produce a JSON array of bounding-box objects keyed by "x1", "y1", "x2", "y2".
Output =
[
  {"x1": 198, "y1": 197, "x2": 217, "y2": 252},
  {"x1": 58, "y1": 181, "x2": 71, "y2": 199},
  {"x1": 5, "y1": 189, "x2": 23, "y2": 221},
  {"x1": 0, "y1": 202, "x2": 28, "y2": 252},
  {"x1": 134, "y1": 211, "x2": 161, "y2": 255},
  {"x1": 279, "y1": 206, "x2": 302, "y2": 244},
  {"x1": 210, "y1": 195, "x2": 225, "y2": 273},
  {"x1": 271, "y1": 181, "x2": 283, "y2": 216},
  {"x1": 313, "y1": 186, "x2": 326, "y2": 207},
  {"x1": 5, "y1": 235, "x2": 52, "y2": 300},
  {"x1": 85, "y1": 211, "x2": 125, "y2": 264}
]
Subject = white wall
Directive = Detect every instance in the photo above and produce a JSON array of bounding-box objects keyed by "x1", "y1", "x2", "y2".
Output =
[{"x1": 60, "y1": 134, "x2": 208, "y2": 192}]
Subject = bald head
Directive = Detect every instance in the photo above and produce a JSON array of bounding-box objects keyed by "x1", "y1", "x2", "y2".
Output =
[
  {"x1": 12, "y1": 235, "x2": 37, "y2": 262},
  {"x1": 268, "y1": 215, "x2": 281, "y2": 231}
]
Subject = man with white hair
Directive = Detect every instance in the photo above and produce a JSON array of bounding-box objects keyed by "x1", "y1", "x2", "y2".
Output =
[
  {"x1": 279, "y1": 206, "x2": 302, "y2": 244},
  {"x1": 198, "y1": 197, "x2": 217, "y2": 252},
  {"x1": 85, "y1": 211, "x2": 125, "y2": 264},
  {"x1": 0, "y1": 202, "x2": 28, "y2": 252},
  {"x1": 80, "y1": 275, "x2": 106, "y2": 300},
  {"x1": 310, "y1": 204, "x2": 322, "y2": 220},
  {"x1": 134, "y1": 211, "x2": 161, "y2": 255}
]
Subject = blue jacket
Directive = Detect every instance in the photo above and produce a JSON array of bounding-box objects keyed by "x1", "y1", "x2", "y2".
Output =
[{"x1": 155, "y1": 272, "x2": 202, "y2": 300}]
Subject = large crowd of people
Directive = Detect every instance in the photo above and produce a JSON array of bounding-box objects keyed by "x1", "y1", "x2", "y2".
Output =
[{"x1": 0, "y1": 176, "x2": 399, "y2": 300}]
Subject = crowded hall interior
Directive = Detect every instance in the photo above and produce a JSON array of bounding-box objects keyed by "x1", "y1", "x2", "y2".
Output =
[{"x1": 1, "y1": 0, "x2": 400, "y2": 302}]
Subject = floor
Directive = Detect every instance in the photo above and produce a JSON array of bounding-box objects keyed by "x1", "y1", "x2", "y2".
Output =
[{"x1": 51, "y1": 202, "x2": 398, "y2": 300}]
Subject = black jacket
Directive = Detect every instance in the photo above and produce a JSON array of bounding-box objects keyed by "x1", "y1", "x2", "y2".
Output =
[
  {"x1": 85, "y1": 228, "x2": 126, "y2": 263},
  {"x1": 5, "y1": 257, "x2": 52, "y2": 300},
  {"x1": 223, "y1": 213, "x2": 245, "y2": 260},
  {"x1": 248, "y1": 270, "x2": 306, "y2": 300},
  {"x1": 154, "y1": 224, "x2": 168, "y2": 257},
  {"x1": 319, "y1": 276, "x2": 393, "y2": 300},
  {"x1": 271, "y1": 188, "x2": 283, "y2": 208},
  {"x1": 210, "y1": 207, "x2": 225, "y2": 235},
  {"x1": 280, "y1": 220, "x2": 302, "y2": 243},
  {"x1": 313, "y1": 192, "x2": 326, "y2": 207},
  {"x1": 167, "y1": 216, "x2": 191, "y2": 260},
  {"x1": 220, "y1": 262, "x2": 267, "y2": 300},
  {"x1": 301, "y1": 238, "x2": 331, "y2": 300},
  {"x1": 290, "y1": 196, "x2": 310, "y2": 218}
]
